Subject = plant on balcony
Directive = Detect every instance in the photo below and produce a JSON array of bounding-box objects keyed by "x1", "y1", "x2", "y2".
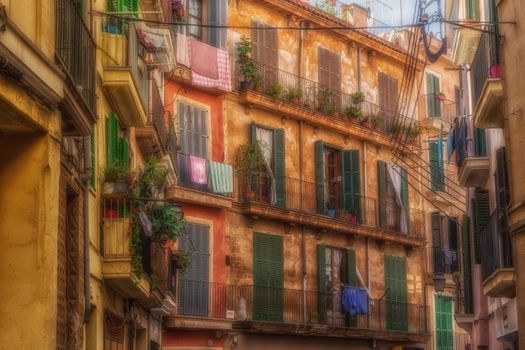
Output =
[
  {"x1": 285, "y1": 86, "x2": 303, "y2": 105},
  {"x1": 102, "y1": 162, "x2": 130, "y2": 195},
  {"x1": 359, "y1": 114, "x2": 371, "y2": 128},
  {"x1": 148, "y1": 204, "x2": 185, "y2": 243},
  {"x1": 370, "y1": 113, "x2": 381, "y2": 131},
  {"x1": 390, "y1": 120, "x2": 403, "y2": 136},
  {"x1": 326, "y1": 202, "x2": 336, "y2": 217},
  {"x1": 350, "y1": 91, "x2": 365, "y2": 105},
  {"x1": 408, "y1": 124, "x2": 421, "y2": 141},
  {"x1": 237, "y1": 36, "x2": 262, "y2": 91},
  {"x1": 235, "y1": 141, "x2": 267, "y2": 201},
  {"x1": 172, "y1": 249, "x2": 192, "y2": 271},
  {"x1": 131, "y1": 158, "x2": 170, "y2": 199},
  {"x1": 317, "y1": 87, "x2": 336, "y2": 115},
  {"x1": 267, "y1": 82, "x2": 284, "y2": 100},
  {"x1": 344, "y1": 105, "x2": 362, "y2": 121}
]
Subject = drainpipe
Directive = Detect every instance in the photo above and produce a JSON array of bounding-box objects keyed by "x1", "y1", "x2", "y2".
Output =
[
  {"x1": 299, "y1": 21, "x2": 306, "y2": 322},
  {"x1": 83, "y1": 136, "x2": 92, "y2": 322},
  {"x1": 363, "y1": 141, "x2": 371, "y2": 327},
  {"x1": 357, "y1": 46, "x2": 362, "y2": 92}
]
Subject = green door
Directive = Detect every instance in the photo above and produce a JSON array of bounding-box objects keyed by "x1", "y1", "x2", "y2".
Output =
[
  {"x1": 435, "y1": 296, "x2": 453, "y2": 350},
  {"x1": 384, "y1": 255, "x2": 408, "y2": 331},
  {"x1": 253, "y1": 233, "x2": 283, "y2": 322}
]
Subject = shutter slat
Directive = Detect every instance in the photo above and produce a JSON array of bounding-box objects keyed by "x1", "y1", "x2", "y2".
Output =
[
  {"x1": 315, "y1": 141, "x2": 326, "y2": 214},
  {"x1": 317, "y1": 244, "x2": 327, "y2": 324},
  {"x1": 473, "y1": 189, "x2": 490, "y2": 263},
  {"x1": 346, "y1": 249, "x2": 357, "y2": 286},
  {"x1": 90, "y1": 132, "x2": 96, "y2": 188},
  {"x1": 378, "y1": 160, "x2": 387, "y2": 228},
  {"x1": 274, "y1": 128, "x2": 286, "y2": 207},
  {"x1": 342, "y1": 150, "x2": 361, "y2": 217}
]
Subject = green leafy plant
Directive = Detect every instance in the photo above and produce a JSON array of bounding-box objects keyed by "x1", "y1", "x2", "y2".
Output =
[
  {"x1": 235, "y1": 141, "x2": 267, "y2": 178},
  {"x1": 103, "y1": 162, "x2": 130, "y2": 182},
  {"x1": 285, "y1": 86, "x2": 303, "y2": 103},
  {"x1": 390, "y1": 120, "x2": 403, "y2": 135},
  {"x1": 359, "y1": 114, "x2": 369, "y2": 124},
  {"x1": 237, "y1": 36, "x2": 262, "y2": 89},
  {"x1": 317, "y1": 87, "x2": 336, "y2": 114},
  {"x1": 344, "y1": 105, "x2": 363, "y2": 120},
  {"x1": 267, "y1": 82, "x2": 284, "y2": 100},
  {"x1": 370, "y1": 113, "x2": 381, "y2": 129},
  {"x1": 350, "y1": 91, "x2": 365, "y2": 105},
  {"x1": 131, "y1": 158, "x2": 170, "y2": 199},
  {"x1": 172, "y1": 249, "x2": 192, "y2": 271},
  {"x1": 408, "y1": 124, "x2": 421, "y2": 139},
  {"x1": 148, "y1": 204, "x2": 185, "y2": 243}
]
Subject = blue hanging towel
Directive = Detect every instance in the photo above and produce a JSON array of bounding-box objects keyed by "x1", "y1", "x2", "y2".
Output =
[
  {"x1": 447, "y1": 125, "x2": 455, "y2": 163},
  {"x1": 437, "y1": 124, "x2": 443, "y2": 163},
  {"x1": 342, "y1": 286, "x2": 369, "y2": 316}
]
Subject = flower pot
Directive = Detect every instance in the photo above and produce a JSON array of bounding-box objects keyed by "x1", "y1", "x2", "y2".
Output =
[
  {"x1": 361, "y1": 122, "x2": 371, "y2": 128},
  {"x1": 105, "y1": 209, "x2": 118, "y2": 218},
  {"x1": 327, "y1": 209, "x2": 335, "y2": 217},
  {"x1": 290, "y1": 97, "x2": 300, "y2": 105},
  {"x1": 243, "y1": 191, "x2": 255, "y2": 201},
  {"x1": 102, "y1": 180, "x2": 128, "y2": 195},
  {"x1": 240, "y1": 81, "x2": 254, "y2": 91}
]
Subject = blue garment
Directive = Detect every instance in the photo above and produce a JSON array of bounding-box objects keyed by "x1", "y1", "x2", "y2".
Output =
[
  {"x1": 342, "y1": 286, "x2": 369, "y2": 316},
  {"x1": 447, "y1": 125, "x2": 455, "y2": 163},
  {"x1": 437, "y1": 124, "x2": 443, "y2": 163},
  {"x1": 455, "y1": 118, "x2": 468, "y2": 167}
]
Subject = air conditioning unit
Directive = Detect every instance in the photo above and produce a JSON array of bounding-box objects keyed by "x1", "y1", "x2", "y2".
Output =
[{"x1": 494, "y1": 298, "x2": 518, "y2": 343}]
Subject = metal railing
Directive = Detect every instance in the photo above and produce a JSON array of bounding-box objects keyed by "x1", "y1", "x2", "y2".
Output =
[
  {"x1": 173, "y1": 282, "x2": 428, "y2": 334},
  {"x1": 471, "y1": 32, "x2": 501, "y2": 107},
  {"x1": 427, "y1": 247, "x2": 460, "y2": 275},
  {"x1": 237, "y1": 172, "x2": 424, "y2": 238},
  {"x1": 167, "y1": 122, "x2": 178, "y2": 170},
  {"x1": 149, "y1": 78, "x2": 168, "y2": 149},
  {"x1": 429, "y1": 168, "x2": 462, "y2": 196},
  {"x1": 176, "y1": 153, "x2": 233, "y2": 196},
  {"x1": 235, "y1": 61, "x2": 417, "y2": 142},
  {"x1": 101, "y1": 17, "x2": 150, "y2": 111},
  {"x1": 454, "y1": 273, "x2": 474, "y2": 315},
  {"x1": 422, "y1": 93, "x2": 459, "y2": 124},
  {"x1": 56, "y1": 0, "x2": 96, "y2": 114},
  {"x1": 480, "y1": 207, "x2": 513, "y2": 281}
]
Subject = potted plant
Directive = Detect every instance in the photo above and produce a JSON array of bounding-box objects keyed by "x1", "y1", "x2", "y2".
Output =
[
  {"x1": 350, "y1": 91, "x2": 365, "y2": 105},
  {"x1": 235, "y1": 141, "x2": 267, "y2": 201},
  {"x1": 326, "y1": 202, "x2": 335, "y2": 217},
  {"x1": 344, "y1": 105, "x2": 362, "y2": 121},
  {"x1": 172, "y1": 249, "x2": 192, "y2": 271},
  {"x1": 285, "y1": 86, "x2": 303, "y2": 105},
  {"x1": 408, "y1": 124, "x2": 421, "y2": 141},
  {"x1": 148, "y1": 203, "x2": 185, "y2": 243},
  {"x1": 436, "y1": 92, "x2": 446, "y2": 101},
  {"x1": 390, "y1": 120, "x2": 403, "y2": 136},
  {"x1": 267, "y1": 82, "x2": 284, "y2": 100},
  {"x1": 237, "y1": 36, "x2": 262, "y2": 91},
  {"x1": 317, "y1": 86, "x2": 334, "y2": 114},
  {"x1": 370, "y1": 113, "x2": 381, "y2": 131},
  {"x1": 359, "y1": 114, "x2": 370, "y2": 128},
  {"x1": 132, "y1": 158, "x2": 170, "y2": 199},
  {"x1": 102, "y1": 162, "x2": 130, "y2": 195}
]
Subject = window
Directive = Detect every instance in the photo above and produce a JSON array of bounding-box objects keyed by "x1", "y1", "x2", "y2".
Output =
[
  {"x1": 315, "y1": 141, "x2": 360, "y2": 217},
  {"x1": 178, "y1": 102, "x2": 209, "y2": 159},
  {"x1": 465, "y1": 0, "x2": 480, "y2": 21},
  {"x1": 429, "y1": 140, "x2": 445, "y2": 191},
  {"x1": 377, "y1": 161, "x2": 408, "y2": 231},
  {"x1": 431, "y1": 213, "x2": 460, "y2": 274},
  {"x1": 104, "y1": 312, "x2": 125, "y2": 350},
  {"x1": 252, "y1": 22, "x2": 278, "y2": 87},
  {"x1": 425, "y1": 72, "x2": 442, "y2": 118},
  {"x1": 384, "y1": 255, "x2": 408, "y2": 331},
  {"x1": 473, "y1": 189, "x2": 490, "y2": 263},
  {"x1": 474, "y1": 128, "x2": 487, "y2": 157},
  {"x1": 187, "y1": 0, "x2": 202, "y2": 38},
  {"x1": 378, "y1": 72, "x2": 398, "y2": 119},
  {"x1": 318, "y1": 47, "x2": 341, "y2": 112},
  {"x1": 435, "y1": 296, "x2": 453, "y2": 350}
]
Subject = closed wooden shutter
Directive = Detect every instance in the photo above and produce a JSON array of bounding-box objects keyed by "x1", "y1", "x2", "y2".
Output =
[
  {"x1": 318, "y1": 47, "x2": 341, "y2": 111},
  {"x1": 379, "y1": 72, "x2": 398, "y2": 118},
  {"x1": 317, "y1": 244, "x2": 327, "y2": 323},
  {"x1": 208, "y1": 0, "x2": 227, "y2": 48},
  {"x1": 274, "y1": 128, "x2": 286, "y2": 207},
  {"x1": 119, "y1": 138, "x2": 129, "y2": 169},
  {"x1": 315, "y1": 141, "x2": 326, "y2": 214},
  {"x1": 384, "y1": 255, "x2": 408, "y2": 331},
  {"x1": 474, "y1": 128, "x2": 487, "y2": 157},
  {"x1": 178, "y1": 103, "x2": 208, "y2": 159},
  {"x1": 400, "y1": 167, "x2": 409, "y2": 208},
  {"x1": 473, "y1": 189, "x2": 490, "y2": 263},
  {"x1": 495, "y1": 147, "x2": 509, "y2": 208},
  {"x1": 461, "y1": 216, "x2": 474, "y2": 314},
  {"x1": 342, "y1": 150, "x2": 361, "y2": 217},
  {"x1": 448, "y1": 217, "x2": 458, "y2": 251},
  {"x1": 90, "y1": 132, "x2": 96, "y2": 189},
  {"x1": 178, "y1": 223, "x2": 210, "y2": 317},
  {"x1": 435, "y1": 296, "x2": 454, "y2": 350},
  {"x1": 426, "y1": 73, "x2": 442, "y2": 118},
  {"x1": 251, "y1": 22, "x2": 277, "y2": 85},
  {"x1": 378, "y1": 160, "x2": 387, "y2": 228},
  {"x1": 108, "y1": 0, "x2": 138, "y2": 16},
  {"x1": 346, "y1": 249, "x2": 357, "y2": 286},
  {"x1": 106, "y1": 112, "x2": 119, "y2": 166},
  {"x1": 431, "y1": 212, "x2": 442, "y2": 248},
  {"x1": 253, "y1": 233, "x2": 283, "y2": 322},
  {"x1": 429, "y1": 141, "x2": 445, "y2": 191}
]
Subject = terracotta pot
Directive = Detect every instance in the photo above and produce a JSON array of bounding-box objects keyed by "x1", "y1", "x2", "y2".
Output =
[
  {"x1": 243, "y1": 191, "x2": 255, "y2": 201},
  {"x1": 105, "y1": 209, "x2": 118, "y2": 218},
  {"x1": 290, "y1": 97, "x2": 300, "y2": 105}
]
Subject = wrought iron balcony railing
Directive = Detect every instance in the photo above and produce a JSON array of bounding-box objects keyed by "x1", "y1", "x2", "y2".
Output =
[
  {"x1": 480, "y1": 207, "x2": 513, "y2": 281},
  {"x1": 427, "y1": 247, "x2": 460, "y2": 275},
  {"x1": 176, "y1": 153, "x2": 233, "y2": 197}
]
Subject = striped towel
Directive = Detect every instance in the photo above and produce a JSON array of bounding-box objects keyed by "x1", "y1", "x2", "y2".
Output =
[{"x1": 208, "y1": 161, "x2": 233, "y2": 194}]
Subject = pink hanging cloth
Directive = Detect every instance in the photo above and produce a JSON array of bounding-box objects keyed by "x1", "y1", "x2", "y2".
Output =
[{"x1": 189, "y1": 155, "x2": 207, "y2": 184}]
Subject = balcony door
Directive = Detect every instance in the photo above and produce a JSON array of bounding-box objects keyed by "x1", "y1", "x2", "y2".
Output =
[
  {"x1": 178, "y1": 223, "x2": 210, "y2": 317},
  {"x1": 253, "y1": 233, "x2": 283, "y2": 322},
  {"x1": 378, "y1": 72, "x2": 398, "y2": 121},
  {"x1": 384, "y1": 255, "x2": 408, "y2": 331},
  {"x1": 252, "y1": 22, "x2": 278, "y2": 88},
  {"x1": 318, "y1": 47, "x2": 341, "y2": 113},
  {"x1": 435, "y1": 295, "x2": 453, "y2": 350},
  {"x1": 431, "y1": 213, "x2": 460, "y2": 274},
  {"x1": 378, "y1": 161, "x2": 408, "y2": 233}
]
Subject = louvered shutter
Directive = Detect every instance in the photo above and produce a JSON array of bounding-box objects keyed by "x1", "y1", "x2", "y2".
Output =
[
  {"x1": 90, "y1": 132, "x2": 96, "y2": 188},
  {"x1": 431, "y1": 212, "x2": 443, "y2": 272},
  {"x1": 435, "y1": 296, "x2": 454, "y2": 350},
  {"x1": 378, "y1": 160, "x2": 387, "y2": 228},
  {"x1": 433, "y1": 75, "x2": 442, "y2": 117},
  {"x1": 274, "y1": 128, "x2": 286, "y2": 207},
  {"x1": 106, "y1": 112, "x2": 119, "y2": 166},
  {"x1": 379, "y1": 73, "x2": 398, "y2": 119},
  {"x1": 426, "y1": 73, "x2": 436, "y2": 117},
  {"x1": 473, "y1": 189, "x2": 490, "y2": 263},
  {"x1": 461, "y1": 216, "x2": 474, "y2": 314},
  {"x1": 120, "y1": 138, "x2": 129, "y2": 169},
  {"x1": 384, "y1": 255, "x2": 408, "y2": 331},
  {"x1": 318, "y1": 48, "x2": 329, "y2": 88},
  {"x1": 342, "y1": 150, "x2": 361, "y2": 218},
  {"x1": 474, "y1": 128, "x2": 487, "y2": 157},
  {"x1": 400, "y1": 167, "x2": 408, "y2": 207},
  {"x1": 379, "y1": 73, "x2": 387, "y2": 114},
  {"x1": 315, "y1": 141, "x2": 326, "y2": 214},
  {"x1": 495, "y1": 147, "x2": 509, "y2": 208},
  {"x1": 251, "y1": 21, "x2": 262, "y2": 63},
  {"x1": 208, "y1": 0, "x2": 227, "y2": 49},
  {"x1": 430, "y1": 141, "x2": 444, "y2": 191},
  {"x1": 346, "y1": 248, "x2": 358, "y2": 327},
  {"x1": 317, "y1": 244, "x2": 327, "y2": 324}
]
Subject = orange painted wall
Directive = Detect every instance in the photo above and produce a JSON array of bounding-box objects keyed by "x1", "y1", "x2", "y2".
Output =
[
  {"x1": 163, "y1": 330, "x2": 225, "y2": 348},
  {"x1": 165, "y1": 80, "x2": 225, "y2": 161}
]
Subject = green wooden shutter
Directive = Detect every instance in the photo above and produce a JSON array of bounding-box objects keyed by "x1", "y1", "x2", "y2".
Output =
[
  {"x1": 426, "y1": 73, "x2": 437, "y2": 118},
  {"x1": 430, "y1": 141, "x2": 445, "y2": 191},
  {"x1": 120, "y1": 138, "x2": 129, "y2": 169},
  {"x1": 317, "y1": 244, "x2": 327, "y2": 324},
  {"x1": 90, "y1": 132, "x2": 96, "y2": 189},
  {"x1": 473, "y1": 189, "x2": 490, "y2": 263},
  {"x1": 253, "y1": 233, "x2": 283, "y2": 322},
  {"x1": 342, "y1": 150, "x2": 361, "y2": 218},
  {"x1": 108, "y1": 0, "x2": 138, "y2": 16},
  {"x1": 378, "y1": 160, "x2": 387, "y2": 228},
  {"x1": 474, "y1": 128, "x2": 487, "y2": 157},
  {"x1": 315, "y1": 141, "x2": 326, "y2": 214},
  {"x1": 431, "y1": 212, "x2": 442, "y2": 272},
  {"x1": 466, "y1": 0, "x2": 480, "y2": 21},
  {"x1": 435, "y1": 296, "x2": 453, "y2": 350},
  {"x1": 433, "y1": 75, "x2": 442, "y2": 117},
  {"x1": 250, "y1": 123, "x2": 258, "y2": 144},
  {"x1": 461, "y1": 216, "x2": 474, "y2": 314},
  {"x1": 400, "y1": 167, "x2": 408, "y2": 208},
  {"x1": 106, "y1": 112, "x2": 119, "y2": 166},
  {"x1": 274, "y1": 128, "x2": 286, "y2": 207},
  {"x1": 384, "y1": 255, "x2": 408, "y2": 331},
  {"x1": 346, "y1": 249, "x2": 357, "y2": 286}
]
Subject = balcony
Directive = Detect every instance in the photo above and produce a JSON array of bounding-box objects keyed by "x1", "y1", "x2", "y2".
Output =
[
  {"x1": 420, "y1": 93, "x2": 460, "y2": 131},
  {"x1": 451, "y1": 23, "x2": 482, "y2": 65},
  {"x1": 166, "y1": 282, "x2": 429, "y2": 342},
  {"x1": 427, "y1": 247, "x2": 460, "y2": 275},
  {"x1": 165, "y1": 153, "x2": 234, "y2": 208},
  {"x1": 234, "y1": 61, "x2": 419, "y2": 150},
  {"x1": 458, "y1": 155, "x2": 490, "y2": 187},
  {"x1": 426, "y1": 169, "x2": 465, "y2": 207},
  {"x1": 101, "y1": 18, "x2": 149, "y2": 127},
  {"x1": 101, "y1": 197, "x2": 151, "y2": 299},
  {"x1": 237, "y1": 173, "x2": 425, "y2": 246},
  {"x1": 56, "y1": 0, "x2": 96, "y2": 135},
  {"x1": 136, "y1": 79, "x2": 168, "y2": 156},
  {"x1": 454, "y1": 275, "x2": 475, "y2": 333},
  {"x1": 481, "y1": 208, "x2": 515, "y2": 298},
  {"x1": 471, "y1": 33, "x2": 504, "y2": 129}
]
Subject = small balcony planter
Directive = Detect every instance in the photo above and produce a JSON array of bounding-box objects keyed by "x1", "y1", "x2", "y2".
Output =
[
  {"x1": 102, "y1": 162, "x2": 130, "y2": 195},
  {"x1": 172, "y1": 250, "x2": 192, "y2": 271},
  {"x1": 436, "y1": 93, "x2": 446, "y2": 101}
]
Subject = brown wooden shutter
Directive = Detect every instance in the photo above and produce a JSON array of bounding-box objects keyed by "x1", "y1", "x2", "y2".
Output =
[
  {"x1": 495, "y1": 147, "x2": 509, "y2": 208},
  {"x1": 379, "y1": 73, "x2": 398, "y2": 118},
  {"x1": 318, "y1": 47, "x2": 329, "y2": 88}
]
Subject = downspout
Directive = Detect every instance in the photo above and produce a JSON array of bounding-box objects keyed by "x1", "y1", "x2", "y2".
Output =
[
  {"x1": 357, "y1": 46, "x2": 362, "y2": 92},
  {"x1": 83, "y1": 136, "x2": 92, "y2": 322},
  {"x1": 363, "y1": 141, "x2": 371, "y2": 327}
]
